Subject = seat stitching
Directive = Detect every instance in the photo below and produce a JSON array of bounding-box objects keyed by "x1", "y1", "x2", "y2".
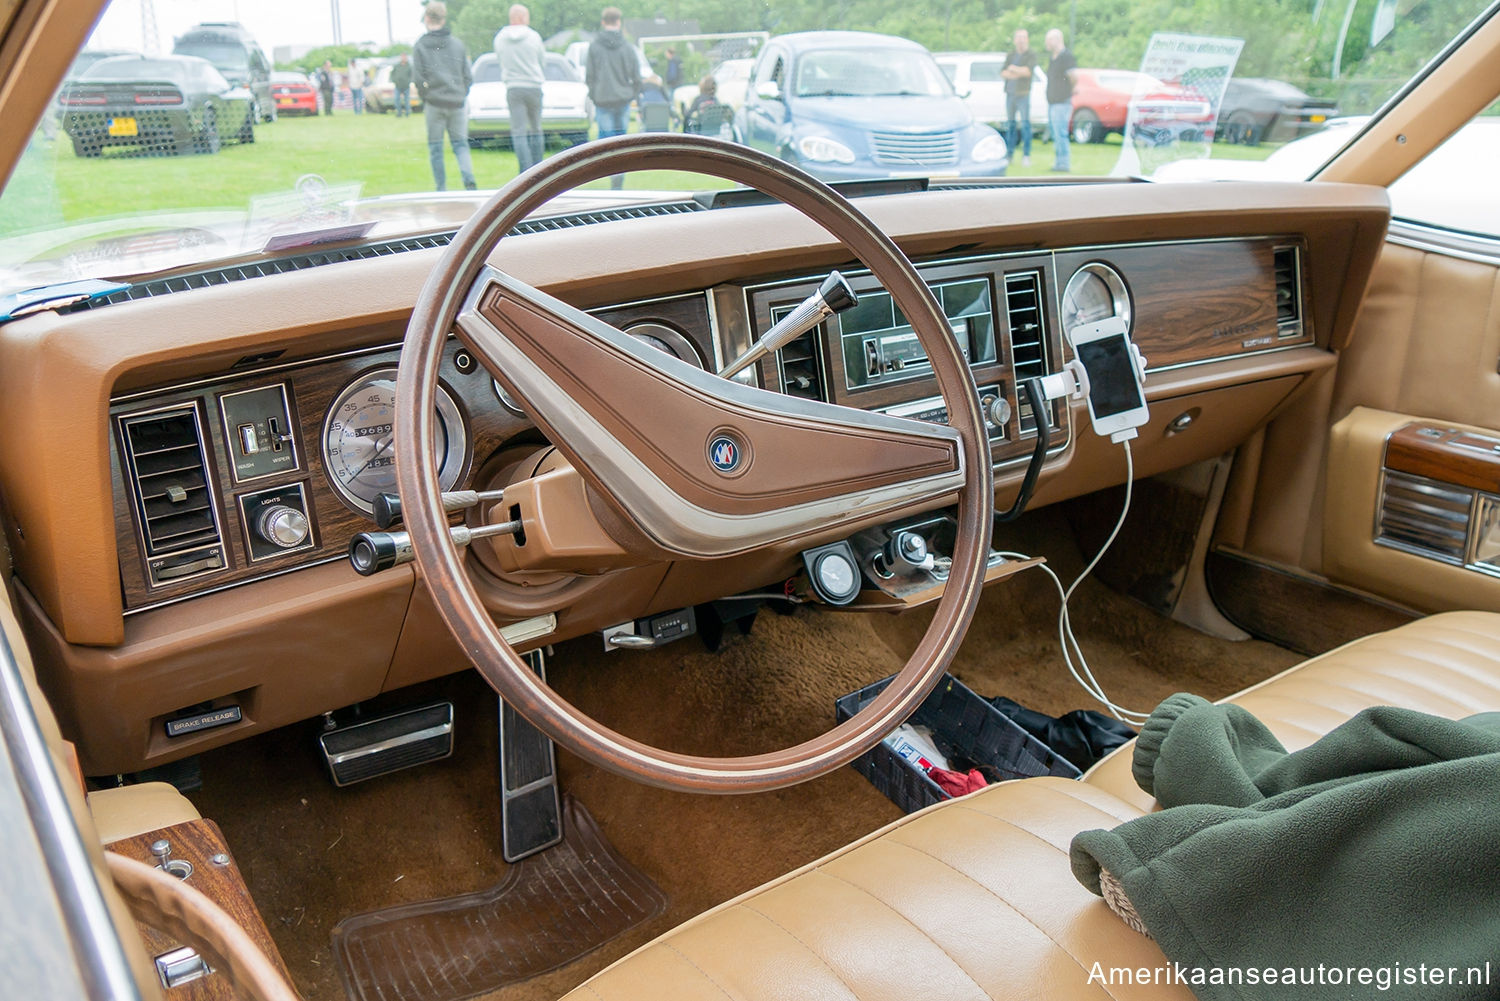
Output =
[
  {"x1": 881, "y1": 838, "x2": 1124, "y2": 1000},
  {"x1": 1034, "y1": 784, "x2": 1143, "y2": 824},
  {"x1": 738, "y1": 902, "x2": 862, "y2": 1001},
  {"x1": 812, "y1": 867, "x2": 989, "y2": 997},
  {"x1": 659, "y1": 941, "x2": 739, "y2": 1001},
  {"x1": 580, "y1": 983, "x2": 606, "y2": 1000},
  {"x1": 965, "y1": 785, "x2": 1136, "y2": 827},
  {"x1": 947, "y1": 801, "x2": 1119, "y2": 856}
]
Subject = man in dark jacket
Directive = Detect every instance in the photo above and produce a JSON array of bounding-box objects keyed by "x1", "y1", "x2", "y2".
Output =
[
  {"x1": 391, "y1": 53, "x2": 413, "y2": 117},
  {"x1": 585, "y1": 6, "x2": 640, "y2": 188},
  {"x1": 317, "y1": 60, "x2": 335, "y2": 115},
  {"x1": 412, "y1": 1, "x2": 477, "y2": 190}
]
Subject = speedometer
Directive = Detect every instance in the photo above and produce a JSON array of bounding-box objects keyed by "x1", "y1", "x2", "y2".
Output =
[{"x1": 321, "y1": 367, "x2": 468, "y2": 516}]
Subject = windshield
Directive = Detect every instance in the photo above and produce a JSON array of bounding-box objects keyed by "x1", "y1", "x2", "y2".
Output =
[
  {"x1": 0, "y1": 0, "x2": 1494, "y2": 297},
  {"x1": 173, "y1": 39, "x2": 249, "y2": 73},
  {"x1": 795, "y1": 48, "x2": 952, "y2": 98}
]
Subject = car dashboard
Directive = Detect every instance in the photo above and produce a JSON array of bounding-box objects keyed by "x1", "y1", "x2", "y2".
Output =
[{"x1": 0, "y1": 178, "x2": 1390, "y2": 775}]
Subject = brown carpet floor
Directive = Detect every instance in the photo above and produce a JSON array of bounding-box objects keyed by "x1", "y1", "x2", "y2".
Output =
[{"x1": 191, "y1": 508, "x2": 1300, "y2": 1001}]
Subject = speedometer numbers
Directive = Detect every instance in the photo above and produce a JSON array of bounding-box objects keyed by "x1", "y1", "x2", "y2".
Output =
[{"x1": 321, "y1": 367, "x2": 468, "y2": 516}]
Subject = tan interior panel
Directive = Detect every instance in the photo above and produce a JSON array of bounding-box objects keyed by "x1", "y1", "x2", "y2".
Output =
[
  {"x1": 1324, "y1": 406, "x2": 1500, "y2": 614},
  {"x1": 17, "y1": 563, "x2": 415, "y2": 774},
  {"x1": 1228, "y1": 241, "x2": 1500, "y2": 580}
]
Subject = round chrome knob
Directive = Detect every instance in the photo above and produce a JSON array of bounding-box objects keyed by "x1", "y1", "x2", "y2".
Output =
[
  {"x1": 984, "y1": 394, "x2": 1012, "y2": 428},
  {"x1": 256, "y1": 504, "x2": 309, "y2": 549}
]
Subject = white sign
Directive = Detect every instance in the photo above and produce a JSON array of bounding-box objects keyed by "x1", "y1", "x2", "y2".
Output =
[{"x1": 1114, "y1": 33, "x2": 1244, "y2": 176}]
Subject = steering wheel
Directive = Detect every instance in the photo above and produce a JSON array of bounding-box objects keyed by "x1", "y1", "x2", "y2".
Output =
[{"x1": 398, "y1": 134, "x2": 994, "y2": 793}]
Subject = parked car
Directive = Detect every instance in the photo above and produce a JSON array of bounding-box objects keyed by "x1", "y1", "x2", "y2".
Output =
[
  {"x1": 671, "y1": 57, "x2": 755, "y2": 120},
  {"x1": 1215, "y1": 77, "x2": 1339, "y2": 144},
  {"x1": 365, "y1": 62, "x2": 423, "y2": 114},
  {"x1": 934, "y1": 51, "x2": 1049, "y2": 137},
  {"x1": 269, "y1": 71, "x2": 318, "y2": 117},
  {"x1": 737, "y1": 32, "x2": 1008, "y2": 181},
  {"x1": 59, "y1": 53, "x2": 255, "y2": 157},
  {"x1": 1069, "y1": 67, "x2": 1214, "y2": 144},
  {"x1": 467, "y1": 51, "x2": 591, "y2": 149},
  {"x1": 171, "y1": 22, "x2": 275, "y2": 125},
  {"x1": 65, "y1": 47, "x2": 134, "y2": 80}
]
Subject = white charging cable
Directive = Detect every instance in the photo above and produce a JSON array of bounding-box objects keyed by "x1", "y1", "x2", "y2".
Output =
[{"x1": 995, "y1": 439, "x2": 1151, "y2": 724}]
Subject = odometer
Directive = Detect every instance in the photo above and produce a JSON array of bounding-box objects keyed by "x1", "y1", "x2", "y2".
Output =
[{"x1": 321, "y1": 368, "x2": 467, "y2": 516}]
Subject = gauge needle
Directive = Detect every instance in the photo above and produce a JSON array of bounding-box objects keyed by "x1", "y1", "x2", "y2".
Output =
[{"x1": 349, "y1": 432, "x2": 395, "y2": 479}]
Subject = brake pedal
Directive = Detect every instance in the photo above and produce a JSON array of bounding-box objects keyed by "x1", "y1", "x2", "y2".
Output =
[
  {"x1": 319, "y1": 702, "x2": 454, "y2": 787},
  {"x1": 499, "y1": 650, "x2": 563, "y2": 862}
]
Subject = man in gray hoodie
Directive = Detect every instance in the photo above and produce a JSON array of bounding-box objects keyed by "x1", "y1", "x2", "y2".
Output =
[
  {"x1": 495, "y1": 4, "x2": 547, "y2": 173},
  {"x1": 412, "y1": 1, "x2": 477, "y2": 191},
  {"x1": 585, "y1": 7, "x2": 640, "y2": 188}
]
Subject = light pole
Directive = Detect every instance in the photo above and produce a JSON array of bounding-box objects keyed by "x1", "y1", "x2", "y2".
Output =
[{"x1": 331, "y1": 0, "x2": 343, "y2": 45}]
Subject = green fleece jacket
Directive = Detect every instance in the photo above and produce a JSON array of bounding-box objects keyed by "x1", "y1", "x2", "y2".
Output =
[{"x1": 1070, "y1": 693, "x2": 1500, "y2": 1000}]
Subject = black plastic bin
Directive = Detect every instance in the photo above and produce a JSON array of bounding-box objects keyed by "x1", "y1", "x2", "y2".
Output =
[{"x1": 835, "y1": 673, "x2": 1082, "y2": 813}]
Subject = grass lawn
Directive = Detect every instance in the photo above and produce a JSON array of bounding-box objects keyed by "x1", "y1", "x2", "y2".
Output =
[{"x1": 0, "y1": 112, "x2": 1278, "y2": 240}]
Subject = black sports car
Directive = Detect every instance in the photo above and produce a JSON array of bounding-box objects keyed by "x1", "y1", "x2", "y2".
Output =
[
  {"x1": 1215, "y1": 76, "x2": 1339, "y2": 145},
  {"x1": 60, "y1": 54, "x2": 254, "y2": 157}
]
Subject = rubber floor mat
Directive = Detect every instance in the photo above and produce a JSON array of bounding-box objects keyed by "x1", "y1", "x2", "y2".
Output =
[{"x1": 331, "y1": 796, "x2": 667, "y2": 1001}]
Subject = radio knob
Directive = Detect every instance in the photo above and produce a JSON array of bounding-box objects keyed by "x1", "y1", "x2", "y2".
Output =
[{"x1": 255, "y1": 504, "x2": 309, "y2": 549}]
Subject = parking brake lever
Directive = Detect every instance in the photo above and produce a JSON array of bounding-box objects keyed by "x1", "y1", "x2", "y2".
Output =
[{"x1": 718, "y1": 271, "x2": 857, "y2": 380}]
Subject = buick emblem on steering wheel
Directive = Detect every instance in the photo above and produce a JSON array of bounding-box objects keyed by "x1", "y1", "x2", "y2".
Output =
[{"x1": 708, "y1": 434, "x2": 743, "y2": 474}]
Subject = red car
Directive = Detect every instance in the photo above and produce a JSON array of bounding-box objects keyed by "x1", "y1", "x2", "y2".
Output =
[
  {"x1": 271, "y1": 71, "x2": 318, "y2": 116},
  {"x1": 1069, "y1": 68, "x2": 1214, "y2": 144}
]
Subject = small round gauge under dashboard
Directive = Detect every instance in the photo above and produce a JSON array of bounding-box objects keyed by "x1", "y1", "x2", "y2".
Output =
[
  {"x1": 1061, "y1": 262, "x2": 1132, "y2": 333},
  {"x1": 322, "y1": 367, "x2": 468, "y2": 516}
]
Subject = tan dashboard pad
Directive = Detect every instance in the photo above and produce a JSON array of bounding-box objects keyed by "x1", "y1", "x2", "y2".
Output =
[{"x1": 398, "y1": 134, "x2": 993, "y2": 792}]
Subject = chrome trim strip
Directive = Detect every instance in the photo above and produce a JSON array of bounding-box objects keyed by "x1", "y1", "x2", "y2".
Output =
[
  {"x1": 0, "y1": 627, "x2": 145, "y2": 1001},
  {"x1": 460, "y1": 266, "x2": 966, "y2": 558},
  {"x1": 327, "y1": 722, "x2": 453, "y2": 764},
  {"x1": 1387, "y1": 222, "x2": 1500, "y2": 267},
  {"x1": 122, "y1": 554, "x2": 346, "y2": 616}
]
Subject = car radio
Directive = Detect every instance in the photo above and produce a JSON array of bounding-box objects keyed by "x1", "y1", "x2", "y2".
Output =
[{"x1": 837, "y1": 277, "x2": 997, "y2": 390}]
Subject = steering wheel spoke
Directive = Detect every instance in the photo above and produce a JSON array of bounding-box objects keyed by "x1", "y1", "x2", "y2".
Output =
[{"x1": 456, "y1": 266, "x2": 964, "y2": 557}]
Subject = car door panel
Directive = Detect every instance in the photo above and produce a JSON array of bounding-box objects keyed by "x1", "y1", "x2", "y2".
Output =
[{"x1": 1220, "y1": 240, "x2": 1500, "y2": 612}]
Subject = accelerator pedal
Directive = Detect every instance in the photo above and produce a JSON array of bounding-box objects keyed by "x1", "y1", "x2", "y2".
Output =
[
  {"x1": 319, "y1": 702, "x2": 454, "y2": 787},
  {"x1": 499, "y1": 649, "x2": 563, "y2": 862}
]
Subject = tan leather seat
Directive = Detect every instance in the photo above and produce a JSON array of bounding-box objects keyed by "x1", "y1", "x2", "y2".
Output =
[{"x1": 564, "y1": 611, "x2": 1500, "y2": 1000}]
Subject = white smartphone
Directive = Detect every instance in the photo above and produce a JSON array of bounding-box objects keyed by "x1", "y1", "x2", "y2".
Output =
[{"x1": 1067, "y1": 316, "x2": 1149, "y2": 439}]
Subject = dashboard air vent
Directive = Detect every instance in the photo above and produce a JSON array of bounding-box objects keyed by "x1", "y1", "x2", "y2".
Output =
[
  {"x1": 1376, "y1": 470, "x2": 1471, "y2": 564},
  {"x1": 1273, "y1": 245, "x2": 1302, "y2": 337},
  {"x1": 118, "y1": 404, "x2": 226, "y2": 582},
  {"x1": 776, "y1": 329, "x2": 825, "y2": 401},
  {"x1": 1004, "y1": 270, "x2": 1050, "y2": 435}
]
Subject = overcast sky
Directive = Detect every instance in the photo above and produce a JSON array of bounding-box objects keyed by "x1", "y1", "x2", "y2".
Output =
[{"x1": 88, "y1": 0, "x2": 431, "y2": 58}]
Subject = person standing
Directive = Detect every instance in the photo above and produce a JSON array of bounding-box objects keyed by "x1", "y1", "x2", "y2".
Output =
[
  {"x1": 663, "y1": 47, "x2": 682, "y2": 89},
  {"x1": 413, "y1": 1, "x2": 477, "y2": 191},
  {"x1": 495, "y1": 4, "x2": 547, "y2": 173},
  {"x1": 585, "y1": 6, "x2": 641, "y2": 189},
  {"x1": 317, "y1": 60, "x2": 336, "y2": 115},
  {"x1": 1001, "y1": 29, "x2": 1037, "y2": 167},
  {"x1": 349, "y1": 60, "x2": 366, "y2": 114},
  {"x1": 1044, "y1": 29, "x2": 1078, "y2": 172},
  {"x1": 392, "y1": 53, "x2": 413, "y2": 117}
]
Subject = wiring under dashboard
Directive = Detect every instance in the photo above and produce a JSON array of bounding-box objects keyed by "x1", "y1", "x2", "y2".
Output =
[{"x1": 995, "y1": 440, "x2": 1152, "y2": 725}]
